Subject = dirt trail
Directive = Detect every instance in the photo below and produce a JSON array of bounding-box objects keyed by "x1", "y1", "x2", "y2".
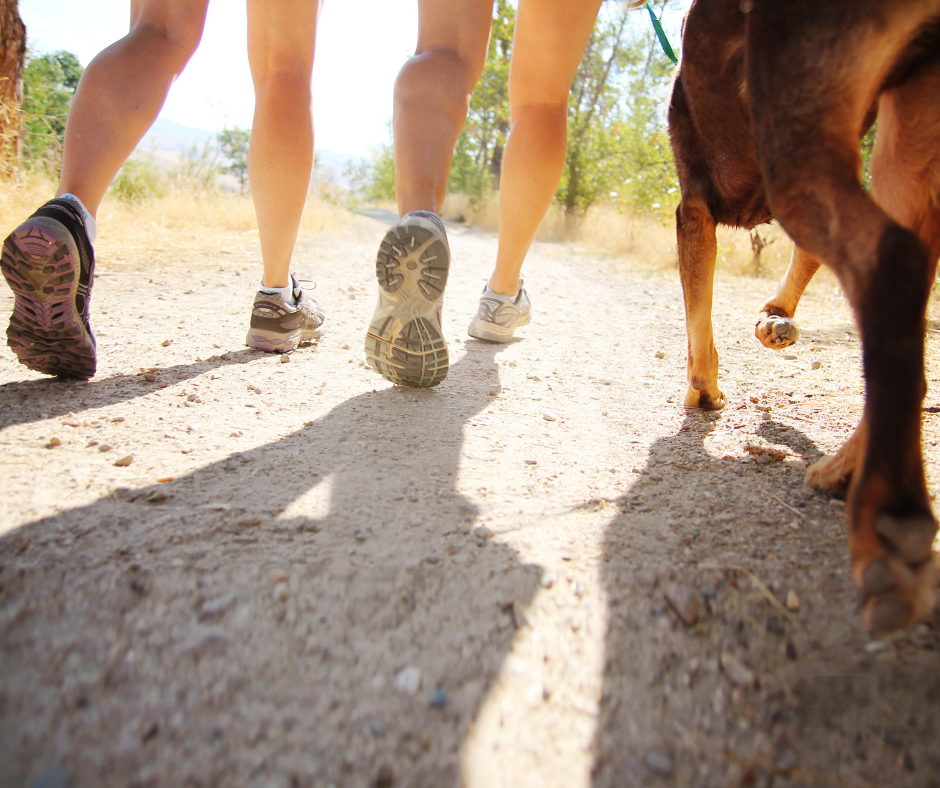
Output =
[{"x1": 2, "y1": 212, "x2": 940, "y2": 788}]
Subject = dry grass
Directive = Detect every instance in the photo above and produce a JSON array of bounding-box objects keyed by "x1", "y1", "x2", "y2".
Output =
[
  {"x1": 0, "y1": 176, "x2": 350, "y2": 273},
  {"x1": 441, "y1": 193, "x2": 568, "y2": 242}
]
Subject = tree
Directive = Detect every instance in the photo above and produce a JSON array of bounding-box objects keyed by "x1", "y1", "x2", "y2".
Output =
[
  {"x1": 217, "y1": 126, "x2": 250, "y2": 191},
  {"x1": 559, "y1": 0, "x2": 679, "y2": 229},
  {"x1": 0, "y1": 0, "x2": 26, "y2": 175},
  {"x1": 21, "y1": 50, "x2": 83, "y2": 174},
  {"x1": 448, "y1": 0, "x2": 513, "y2": 196}
]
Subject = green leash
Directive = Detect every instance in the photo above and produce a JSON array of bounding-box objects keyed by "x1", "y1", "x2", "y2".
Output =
[{"x1": 645, "y1": 2, "x2": 678, "y2": 64}]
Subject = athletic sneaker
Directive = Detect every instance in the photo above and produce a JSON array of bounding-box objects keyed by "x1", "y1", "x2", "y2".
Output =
[
  {"x1": 365, "y1": 211, "x2": 450, "y2": 387},
  {"x1": 1, "y1": 198, "x2": 97, "y2": 378},
  {"x1": 245, "y1": 274, "x2": 325, "y2": 353},
  {"x1": 467, "y1": 279, "x2": 532, "y2": 343}
]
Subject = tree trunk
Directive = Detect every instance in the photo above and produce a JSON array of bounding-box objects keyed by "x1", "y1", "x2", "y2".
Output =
[{"x1": 0, "y1": 0, "x2": 26, "y2": 175}]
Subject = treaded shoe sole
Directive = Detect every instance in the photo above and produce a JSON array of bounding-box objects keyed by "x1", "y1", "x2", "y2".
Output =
[
  {"x1": 365, "y1": 224, "x2": 449, "y2": 387},
  {"x1": 1, "y1": 218, "x2": 96, "y2": 378}
]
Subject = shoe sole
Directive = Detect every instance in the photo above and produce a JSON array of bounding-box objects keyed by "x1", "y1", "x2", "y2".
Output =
[
  {"x1": 245, "y1": 325, "x2": 323, "y2": 353},
  {"x1": 1, "y1": 218, "x2": 96, "y2": 378},
  {"x1": 365, "y1": 223, "x2": 449, "y2": 387},
  {"x1": 467, "y1": 310, "x2": 531, "y2": 344}
]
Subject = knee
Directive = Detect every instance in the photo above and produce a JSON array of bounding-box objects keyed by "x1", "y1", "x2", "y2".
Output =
[
  {"x1": 396, "y1": 48, "x2": 481, "y2": 106},
  {"x1": 131, "y1": 15, "x2": 204, "y2": 71},
  {"x1": 676, "y1": 197, "x2": 714, "y2": 234}
]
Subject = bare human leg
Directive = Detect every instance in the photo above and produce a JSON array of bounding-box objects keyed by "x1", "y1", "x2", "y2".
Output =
[{"x1": 57, "y1": 0, "x2": 210, "y2": 215}]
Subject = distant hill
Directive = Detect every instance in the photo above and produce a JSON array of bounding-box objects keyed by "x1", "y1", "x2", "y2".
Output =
[{"x1": 137, "y1": 118, "x2": 366, "y2": 188}]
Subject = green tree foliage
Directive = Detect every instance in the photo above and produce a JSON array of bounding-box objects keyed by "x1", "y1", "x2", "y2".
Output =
[
  {"x1": 21, "y1": 49, "x2": 83, "y2": 174},
  {"x1": 448, "y1": 0, "x2": 513, "y2": 196},
  {"x1": 217, "y1": 126, "x2": 250, "y2": 191},
  {"x1": 561, "y1": 1, "x2": 679, "y2": 226}
]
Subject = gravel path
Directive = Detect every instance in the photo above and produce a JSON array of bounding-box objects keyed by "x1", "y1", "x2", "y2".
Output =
[{"x1": 2, "y1": 212, "x2": 939, "y2": 788}]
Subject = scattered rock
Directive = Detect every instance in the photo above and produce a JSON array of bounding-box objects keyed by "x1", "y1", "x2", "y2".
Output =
[
  {"x1": 543, "y1": 412, "x2": 558, "y2": 422},
  {"x1": 201, "y1": 594, "x2": 236, "y2": 617},
  {"x1": 236, "y1": 517, "x2": 262, "y2": 528},
  {"x1": 473, "y1": 525, "x2": 493, "y2": 544},
  {"x1": 720, "y1": 651, "x2": 755, "y2": 687},
  {"x1": 98, "y1": 444, "x2": 113, "y2": 453},
  {"x1": 145, "y1": 491, "x2": 167, "y2": 504},
  {"x1": 373, "y1": 764, "x2": 395, "y2": 788},
  {"x1": 143, "y1": 373, "x2": 156, "y2": 382},
  {"x1": 161, "y1": 339, "x2": 172, "y2": 347},
  {"x1": 811, "y1": 360, "x2": 822, "y2": 369},
  {"x1": 30, "y1": 765, "x2": 69, "y2": 788},
  {"x1": 644, "y1": 750, "x2": 674, "y2": 778},
  {"x1": 655, "y1": 351, "x2": 666, "y2": 359},
  {"x1": 541, "y1": 572, "x2": 556, "y2": 589},
  {"x1": 424, "y1": 555, "x2": 440, "y2": 565},
  {"x1": 273, "y1": 582, "x2": 289, "y2": 602},
  {"x1": 113, "y1": 455, "x2": 134, "y2": 467},
  {"x1": 44, "y1": 437, "x2": 62, "y2": 449},
  {"x1": 786, "y1": 590, "x2": 800, "y2": 611},
  {"x1": 665, "y1": 584, "x2": 703, "y2": 626},
  {"x1": 525, "y1": 459, "x2": 538, "y2": 465},
  {"x1": 393, "y1": 666, "x2": 422, "y2": 695},
  {"x1": 428, "y1": 687, "x2": 449, "y2": 708},
  {"x1": 524, "y1": 682, "x2": 546, "y2": 708},
  {"x1": 279, "y1": 354, "x2": 290, "y2": 364}
]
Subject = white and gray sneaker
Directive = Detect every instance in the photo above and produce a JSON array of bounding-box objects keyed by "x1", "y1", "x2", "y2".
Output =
[
  {"x1": 467, "y1": 279, "x2": 531, "y2": 343},
  {"x1": 365, "y1": 211, "x2": 450, "y2": 387},
  {"x1": 245, "y1": 274, "x2": 325, "y2": 353}
]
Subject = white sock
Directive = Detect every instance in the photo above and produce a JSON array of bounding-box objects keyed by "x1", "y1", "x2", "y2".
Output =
[
  {"x1": 58, "y1": 193, "x2": 98, "y2": 243},
  {"x1": 259, "y1": 279, "x2": 296, "y2": 306}
]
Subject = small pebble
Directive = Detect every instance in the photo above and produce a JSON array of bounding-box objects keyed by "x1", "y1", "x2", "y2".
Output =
[
  {"x1": 113, "y1": 455, "x2": 134, "y2": 467},
  {"x1": 161, "y1": 339, "x2": 172, "y2": 347},
  {"x1": 424, "y1": 555, "x2": 440, "y2": 565},
  {"x1": 665, "y1": 584, "x2": 703, "y2": 626},
  {"x1": 428, "y1": 687, "x2": 449, "y2": 708},
  {"x1": 644, "y1": 750, "x2": 674, "y2": 778},
  {"x1": 145, "y1": 491, "x2": 167, "y2": 504},
  {"x1": 44, "y1": 437, "x2": 62, "y2": 449},
  {"x1": 143, "y1": 373, "x2": 156, "y2": 382},
  {"x1": 273, "y1": 582, "x2": 289, "y2": 602},
  {"x1": 865, "y1": 640, "x2": 889, "y2": 654},
  {"x1": 525, "y1": 459, "x2": 537, "y2": 465},
  {"x1": 541, "y1": 572, "x2": 556, "y2": 589},
  {"x1": 394, "y1": 666, "x2": 422, "y2": 695},
  {"x1": 473, "y1": 525, "x2": 493, "y2": 543},
  {"x1": 654, "y1": 351, "x2": 666, "y2": 359},
  {"x1": 720, "y1": 651, "x2": 755, "y2": 687},
  {"x1": 543, "y1": 412, "x2": 558, "y2": 422},
  {"x1": 267, "y1": 568, "x2": 289, "y2": 583},
  {"x1": 237, "y1": 517, "x2": 262, "y2": 527},
  {"x1": 98, "y1": 444, "x2": 113, "y2": 453},
  {"x1": 811, "y1": 360, "x2": 822, "y2": 369},
  {"x1": 279, "y1": 354, "x2": 290, "y2": 364},
  {"x1": 786, "y1": 590, "x2": 800, "y2": 611}
]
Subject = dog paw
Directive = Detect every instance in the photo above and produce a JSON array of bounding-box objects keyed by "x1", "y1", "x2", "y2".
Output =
[
  {"x1": 856, "y1": 546, "x2": 937, "y2": 638},
  {"x1": 683, "y1": 385, "x2": 727, "y2": 410},
  {"x1": 755, "y1": 313, "x2": 800, "y2": 349},
  {"x1": 805, "y1": 452, "x2": 854, "y2": 498}
]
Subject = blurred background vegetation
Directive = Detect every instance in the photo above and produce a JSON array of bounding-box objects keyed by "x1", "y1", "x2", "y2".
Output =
[{"x1": 0, "y1": 1, "x2": 873, "y2": 280}]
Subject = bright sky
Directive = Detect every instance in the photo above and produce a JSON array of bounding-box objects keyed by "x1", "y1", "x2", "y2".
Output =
[
  {"x1": 20, "y1": 1, "x2": 688, "y2": 159},
  {"x1": 20, "y1": 0, "x2": 418, "y2": 158}
]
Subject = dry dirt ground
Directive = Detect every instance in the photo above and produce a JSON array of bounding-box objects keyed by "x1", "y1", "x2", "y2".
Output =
[{"x1": 2, "y1": 209, "x2": 940, "y2": 788}]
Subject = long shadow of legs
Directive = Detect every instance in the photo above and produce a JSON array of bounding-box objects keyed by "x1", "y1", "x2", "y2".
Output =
[
  {"x1": 0, "y1": 345, "x2": 541, "y2": 788},
  {"x1": 591, "y1": 412, "x2": 940, "y2": 788},
  {"x1": 0, "y1": 348, "x2": 264, "y2": 429}
]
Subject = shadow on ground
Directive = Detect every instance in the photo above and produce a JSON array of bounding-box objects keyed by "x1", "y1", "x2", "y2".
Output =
[
  {"x1": 0, "y1": 346, "x2": 541, "y2": 788},
  {"x1": 591, "y1": 412, "x2": 940, "y2": 788}
]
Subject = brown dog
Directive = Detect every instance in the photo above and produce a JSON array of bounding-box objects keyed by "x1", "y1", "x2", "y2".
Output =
[{"x1": 668, "y1": 0, "x2": 940, "y2": 636}]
